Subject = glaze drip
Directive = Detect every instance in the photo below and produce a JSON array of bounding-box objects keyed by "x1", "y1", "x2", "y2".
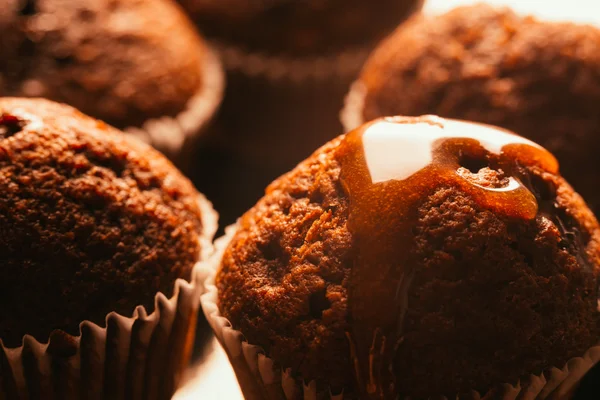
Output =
[{"x1": 337, "y1": 115, "x2": 558, "y2": 398}]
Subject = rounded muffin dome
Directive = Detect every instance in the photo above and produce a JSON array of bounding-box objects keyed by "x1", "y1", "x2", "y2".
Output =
[
  {"x1": 0, "y1": 98, "x2": 206, "y2": 347},
  {"x1": 354, "y1": 4, "x2": 600, "y2": 213},
  {"x1": 178, "y1": 0, "x2": 423, "y2": 56},
  {"x1": 0, "y1": 0, "x2": 205, "y2": 129},
  {"x1": 216, "y1": 116, "x2": 600, "y2": 398}
]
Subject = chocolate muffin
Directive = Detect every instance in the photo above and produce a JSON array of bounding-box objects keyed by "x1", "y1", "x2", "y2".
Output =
[
  {"x1": 213, "y1": 116, "x2": 600, "y2": 398},
  {"x1": 344, "y1": 4, "x2": 600, "y2": 214},
  {"x1": 178, "y1": 0, "x2": 423, "y2": 56},
  {"x1": 0, "y1": 97, "x2": 211, "y2": 348},
  {"x1": 0, "y1": 0, "x2": 223, "y2": 159}
]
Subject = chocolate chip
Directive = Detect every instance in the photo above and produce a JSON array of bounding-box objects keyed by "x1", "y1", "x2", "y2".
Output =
[
  {"x1": 0, "y1": 113, "x2": 24, "y2": 138},
  {"x1": 459, "y1": 154, "x2": 488, "y2": 174},
  {"x1": 309, "y1": 288, "x2": 330, "y2": 318},
  {"x1": 19, "y1": 0, "x2": 36, "y2": 16}
]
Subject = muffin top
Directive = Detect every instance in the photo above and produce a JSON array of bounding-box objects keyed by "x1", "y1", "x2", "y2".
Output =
[
  {"x1": 0, "y1": 98, "x2": 206, "y2": 347},
  {"x1": 179, "y1": 0, "x2": 422, "y2": 56},
  {"x1": 217, "y1": 116, "x2": 600, "y2": 398},
  {"x1": 0, "y1": 0, "x2": 205, "y2": 129},
  {"x1": 356, "y1": 3, "x2": 600, "y2": 212}
]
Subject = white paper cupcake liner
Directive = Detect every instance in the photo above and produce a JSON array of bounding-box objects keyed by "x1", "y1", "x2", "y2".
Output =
[
  {"x1": 0, "y1": 193, "x2": 218, "y2": 400},
  {"x1": 201, "y1": 224, "x2": 600, "y2": 400},
  {"x1": 126, "y1": 46, "x2": 225, "y2": 164},
  {"x1": 340, "y1": 80, "x2": 368, "y2": 133},
  {"x1": 213, "y1": 41, "x2": 371, "y2": 84}
]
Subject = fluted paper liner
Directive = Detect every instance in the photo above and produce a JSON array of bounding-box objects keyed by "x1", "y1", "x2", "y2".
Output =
[
  {"x1": 213, "y1": 41, "x2": 371, "y2": 84},
  {"x1": 201, "y1": 225, "x2": 600, "y2": 399},
  {"x1": 0, "y1": 193, "x2": 218, "y2": 400},
  {"x1": 340, "y1": 80, "x2": 368, "y2": 134},
  {"x1": 126, "y1": 46, "x2": 225, "y2": 166}
]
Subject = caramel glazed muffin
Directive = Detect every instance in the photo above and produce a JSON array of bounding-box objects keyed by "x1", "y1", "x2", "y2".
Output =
[
  {"x1": 0, "y1": 0, "x2": 205, "y2": 131},
  {"x1": 217, "y1": 116, "x2": 600, "y2": 398},
  {"x1": 0, "y1": 98, "x2": 206, "y2": 348},
  {"x1": 351, "y1": 4, "x2": 600, "y2": 214}
]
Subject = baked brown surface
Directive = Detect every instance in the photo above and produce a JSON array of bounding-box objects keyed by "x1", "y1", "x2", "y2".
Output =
[
  {"x1": 217, "y1": 124, "x2": 600, "y2": 397},
  {"x1": 0, "y1": 0, "x2": 204, "y2": 129},
  {"x1": 359, "y1": 4, "x2": 600, "y2": 213},
  {"x1": 178, "y1": 0, "x2": 422, "y2": 56},
  {"x1": 0, "y1": 98, "x2": 204, "y2": 347}
]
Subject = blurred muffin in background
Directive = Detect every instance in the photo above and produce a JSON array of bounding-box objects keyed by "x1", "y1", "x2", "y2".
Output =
[
  {"x1": 179, "y1": 0, "x2": 423, "y2": 228},
  {"x1": 0, "y1": 97, "x2": 217, "y2": 398},
  {"x1": 178, "y1": 0, "x2": 423, "y2": 56},
  {"x1": 0, "y1": 0, "x2": 224, "y2": 163},
  {"x1": 343, "y1": 4, "x2": 600, "y2": 214}
]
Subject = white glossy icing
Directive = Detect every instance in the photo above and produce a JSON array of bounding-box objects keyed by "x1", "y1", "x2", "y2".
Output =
[
  {"x1": 11, "y1": 108, "x2": 44, "y2": 132},
  {"x1": 362, "y1": 116, "x2": 544, "y2": 184}
]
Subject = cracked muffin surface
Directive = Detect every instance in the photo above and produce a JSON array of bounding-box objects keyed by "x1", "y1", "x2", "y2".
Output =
[
  {"x1": 0, "y1": 98, "x2": 205, "y2": 347},
  {"x1": 217, "y1": 116, "x2": 600, "y2": 398},
  {"x1": 356, "y1": 4, "x2": 600, "y2": 213},
  {"x1": 0, "y1": 0, "x2": 205, "y2": 129}
]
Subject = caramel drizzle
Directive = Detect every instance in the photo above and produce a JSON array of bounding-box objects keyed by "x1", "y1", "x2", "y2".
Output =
[{"x1": 337, "y1": 116, "x2": 558, "y2": 398}]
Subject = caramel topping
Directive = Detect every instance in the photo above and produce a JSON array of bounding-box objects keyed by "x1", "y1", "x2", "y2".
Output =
[{"x1": 337, "y1": 116, "x2": 558, "y2": 398}]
